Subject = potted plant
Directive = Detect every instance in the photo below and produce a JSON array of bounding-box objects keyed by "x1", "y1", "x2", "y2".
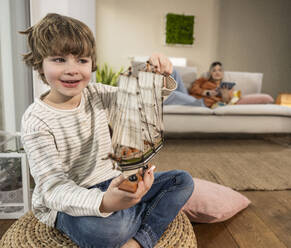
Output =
[{"x1": 96, "y1": 63, "x2": 123, "y2": 86}]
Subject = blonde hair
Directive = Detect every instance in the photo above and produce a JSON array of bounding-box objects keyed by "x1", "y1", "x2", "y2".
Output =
[{"x1": 20, "y1": 13, "x2": 97, "y2": 84}]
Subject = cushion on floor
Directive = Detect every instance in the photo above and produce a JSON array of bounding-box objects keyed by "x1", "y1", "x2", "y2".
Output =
[{"x1": 182, "y1": 178, "x2": 251, "y2": 223}]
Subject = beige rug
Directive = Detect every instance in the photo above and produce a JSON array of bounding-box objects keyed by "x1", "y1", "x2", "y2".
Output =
[{"x1": 152, "y1": 138, "x2": 291, "y2": 191}]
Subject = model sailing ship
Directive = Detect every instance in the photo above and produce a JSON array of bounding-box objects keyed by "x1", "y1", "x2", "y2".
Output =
[{"x1": 107, "y1": 62, "x2": 176, "y2": 192}]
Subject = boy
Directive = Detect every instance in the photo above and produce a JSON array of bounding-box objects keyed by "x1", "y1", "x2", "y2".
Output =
[{"x1": 21, "y1": 13, "x2": 194, "y2": 248}]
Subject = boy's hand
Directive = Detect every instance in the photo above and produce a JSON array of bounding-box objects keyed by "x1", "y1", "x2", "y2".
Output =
[
  {"x1": 149, "y1": 53, "x2": 173, "y2": 75},
  {"x1": 100, "y1": 166, "x2": 155, "y2": 213}
]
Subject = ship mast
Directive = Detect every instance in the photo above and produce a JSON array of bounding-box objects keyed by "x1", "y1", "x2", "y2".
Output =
[{"x1": 108, "y1": 63, "x2": 164, "y2": 171}]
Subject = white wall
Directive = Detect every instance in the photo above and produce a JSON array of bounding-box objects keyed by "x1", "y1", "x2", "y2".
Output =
[
  {"x1": 217, "y1": 0, "x2": 291, "y2": 98},
  {"x1": 30, "y1": 0, "x2": 96, "y2": 98},
  {"x1": 95, "y1": 0, "x2": 220, "y2": 74},
  {"x1": 96, "y1": 0, "x2": 291, "y2": 98}
]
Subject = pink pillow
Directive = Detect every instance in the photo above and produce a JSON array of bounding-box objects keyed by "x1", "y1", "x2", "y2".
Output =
[
  {"x1": 236, "y1": 93, "x2": 274, "y2": 104},
  {"x1": 182, "y1": 178, "x2": 251, "y2": 223}
]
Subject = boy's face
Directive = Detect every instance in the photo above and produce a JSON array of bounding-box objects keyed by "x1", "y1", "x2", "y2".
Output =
[{"x1": 41, "y1": 54, "x2": 92, "y2": 100}]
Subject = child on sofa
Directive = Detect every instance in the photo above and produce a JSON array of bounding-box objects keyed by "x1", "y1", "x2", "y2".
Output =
[{"x1": 20, "y1": 13, "x2": 194, "y2": 248}]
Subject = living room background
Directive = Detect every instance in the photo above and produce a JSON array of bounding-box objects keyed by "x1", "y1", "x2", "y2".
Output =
[
  {"x1": 95, "y1": 0, "x2": 291, "y2": 99},
  {"x1": 1, "y1": 0, "x2": 290, "y2": 132}
]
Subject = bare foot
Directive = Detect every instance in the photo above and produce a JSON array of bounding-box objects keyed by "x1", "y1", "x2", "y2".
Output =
[{"x1": 121, "y1": 238, "x2": 141, "y2": 248}]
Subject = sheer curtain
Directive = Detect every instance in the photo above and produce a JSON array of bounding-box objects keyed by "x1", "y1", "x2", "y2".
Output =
[
  {"x1": 0, "y1": 57, "x2": 3, "y2": 131},
  {"x1": 0, "y1": 0, "x2": 33, "y2": 133}
]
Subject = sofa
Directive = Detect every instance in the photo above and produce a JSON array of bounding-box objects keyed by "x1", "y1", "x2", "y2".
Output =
[{"x1": 163, "y1": 66, "x2": 291, "y2": 135}]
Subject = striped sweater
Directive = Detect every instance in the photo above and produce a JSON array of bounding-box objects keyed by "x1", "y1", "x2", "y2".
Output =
[
  {"x1": 21, "y1": 83, "x2": 121, "y2": 226},
  {"x1": 21, "y1": 79, "x2": 174, "y2": 227}
]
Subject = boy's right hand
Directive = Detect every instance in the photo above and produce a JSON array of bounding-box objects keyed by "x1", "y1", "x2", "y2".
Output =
[{"x1": 99, "y1": 166, "x2": 155, "y2": 213}]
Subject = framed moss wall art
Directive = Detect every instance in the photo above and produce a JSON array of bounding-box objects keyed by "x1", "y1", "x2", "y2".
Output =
[{"x1": 165, "y1": 13, "x2": 195, "y2": 46}]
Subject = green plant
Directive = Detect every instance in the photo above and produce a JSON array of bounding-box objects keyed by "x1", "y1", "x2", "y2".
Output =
[
  {"x1": 96, "y1": 63, "x2": 123, "y2": 86},
  {"x1": 166, "y1": 13, "x2": 195, "y2": 45}
]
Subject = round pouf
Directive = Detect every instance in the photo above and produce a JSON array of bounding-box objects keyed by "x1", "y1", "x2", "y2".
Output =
[
  {"x1": 154, "y1": 211, "x2": 197, "y2": 248},
  {"x1": 0, "y1": 211, "x2": 197, "y2": 248}
]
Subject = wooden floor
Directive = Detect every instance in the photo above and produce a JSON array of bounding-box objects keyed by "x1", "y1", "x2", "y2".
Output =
[
  {"x1": 1, "y1": 190, "x2": 290, "y2": 247},
  {"x1": 194, "y1": 190, "x2": 291, "y2": 248}
]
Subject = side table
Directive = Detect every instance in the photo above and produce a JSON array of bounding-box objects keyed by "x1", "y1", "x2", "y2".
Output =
[
  {"x1": 0, "y1": 152, "x2": 31, "y2": 219},
  {"x1": 276, "y1": 93, "x2": 291, "y2": 107}
]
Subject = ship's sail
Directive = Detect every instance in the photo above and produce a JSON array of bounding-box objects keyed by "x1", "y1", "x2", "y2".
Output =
[
  {"x1": 138, "y1": 71, "x2": 164, "y2": 145},
  {"x1": 108, "y1": 65, "x2": 165, "y2": 172},
  {"x1": 111, "y1": 75, "x2": 144, "y2": 151}
]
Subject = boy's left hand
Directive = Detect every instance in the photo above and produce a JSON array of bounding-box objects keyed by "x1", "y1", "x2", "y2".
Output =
[{"x1": 149, "y1": 53, "x2": 173, "y2": 75}]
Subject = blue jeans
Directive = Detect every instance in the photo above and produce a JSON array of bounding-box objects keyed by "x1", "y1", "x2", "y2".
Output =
[
  {"x1": 164, "y1": 69, "x2": 205, "y2": 107},
  {"x1": 55, "y1": 170, "x2": 194, "y2": 248}
]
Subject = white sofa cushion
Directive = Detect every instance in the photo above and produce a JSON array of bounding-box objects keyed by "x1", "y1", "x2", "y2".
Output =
[
  {"x1": 223, "y1": 71, "x2": 263, "y2": 95},
  {"x1": 174, "y1": 66, "x2": 197, "y2": 90},
  {"x1": 214, "y1": 104, "x2": 291, "y2": 117},
  {"x1": 201, "y1": 71, "x2": 263, "y2": 96},
  {"x1": 164, "y1": 105, "x2": 213, "y2": 115},
  {"x1": 164, "y1": 114, "x2": 291, "y2": 133}
]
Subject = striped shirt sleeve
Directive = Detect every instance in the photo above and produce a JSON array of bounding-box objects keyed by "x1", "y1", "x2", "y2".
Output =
[
  {"x1": 92, "y1": 83, "x2": 118, "y2": 110},
  {"x1": 21, "y1": 114, "x2": 112, "y2": 218}
]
